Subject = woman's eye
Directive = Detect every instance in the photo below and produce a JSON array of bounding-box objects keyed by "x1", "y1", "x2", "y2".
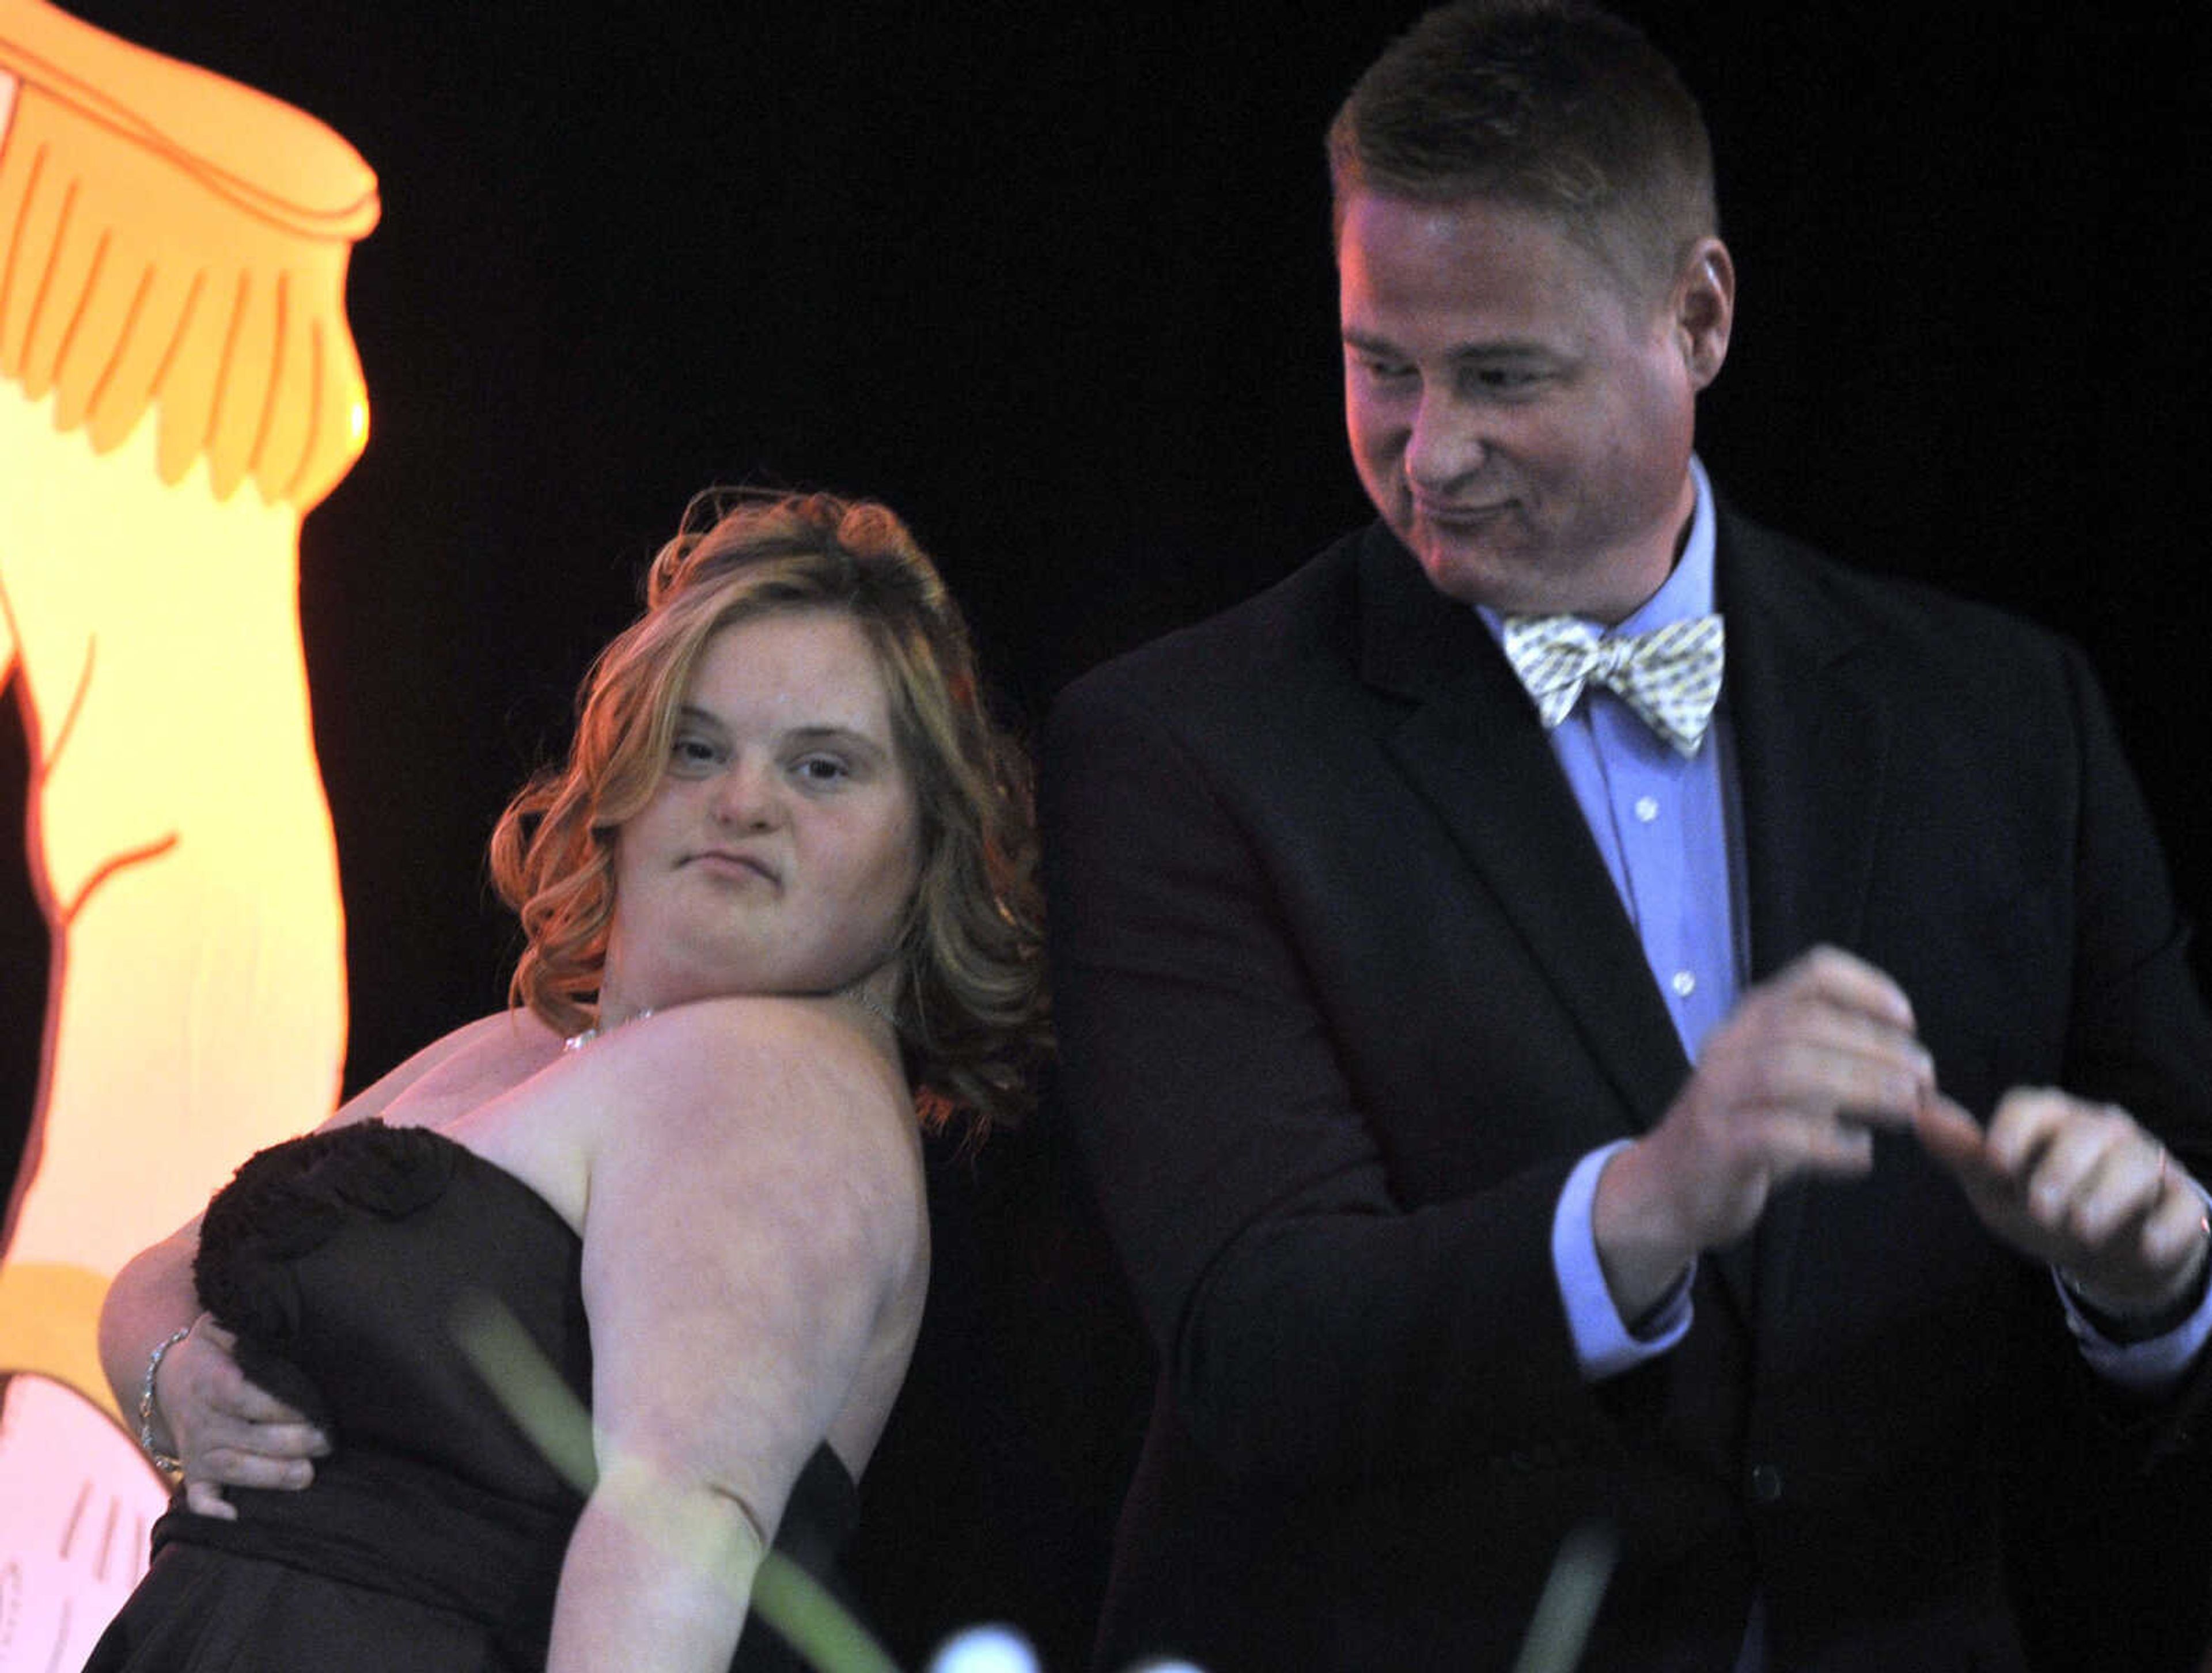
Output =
[
  {"x1": 670, "y1": 736, "x2": 720, "y2": 772},
  {"x1": 793, "y1": 755, "x2": 850, "y2": 785}
]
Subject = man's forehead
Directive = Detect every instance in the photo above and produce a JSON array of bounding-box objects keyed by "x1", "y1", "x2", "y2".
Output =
[{"x1": 1337, "y1": 189, "x2": 1677, "y2": 328}]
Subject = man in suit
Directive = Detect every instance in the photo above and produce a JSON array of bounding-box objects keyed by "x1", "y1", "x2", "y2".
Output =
[{"x1": 1039, "y1": 3, "x2": 2212, "y2": 1668}]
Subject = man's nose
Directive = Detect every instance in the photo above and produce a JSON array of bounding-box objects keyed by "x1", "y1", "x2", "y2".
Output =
[{"x1": 1403, "y1": 392, "x2": 1484, "y2": 493}]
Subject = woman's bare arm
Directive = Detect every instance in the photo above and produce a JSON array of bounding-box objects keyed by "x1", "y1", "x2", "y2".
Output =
[
  {"x1": 547, "y1": 1000, "x2": 923, "y2": 1673},
  {"x1": 96, "y1": 1008, "x2": 552, "y2": 1504}
]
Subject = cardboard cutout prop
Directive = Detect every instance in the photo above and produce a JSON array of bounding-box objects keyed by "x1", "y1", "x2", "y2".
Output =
[{"x1": 0, "y1": 5, "x2": 374, "y2": 1663}]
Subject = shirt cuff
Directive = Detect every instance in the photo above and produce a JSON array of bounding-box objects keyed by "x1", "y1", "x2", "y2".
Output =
[
  {"x1": 2055, "y1": 1183, "x2": 2212, "y2": 1393},
  {"x1": 1554, "y1": 1140, "x2": 1693, "y2": 1380}
]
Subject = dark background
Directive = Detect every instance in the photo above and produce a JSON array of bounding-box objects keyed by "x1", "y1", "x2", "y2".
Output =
[{"x1": 5, "y1": 3, "x2": 2209, "y2": 1665}]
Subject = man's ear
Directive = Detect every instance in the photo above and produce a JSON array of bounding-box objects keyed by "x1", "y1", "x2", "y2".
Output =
[{"x1": 1674, "y1": 237, "x2": 1734, "y2": 390}]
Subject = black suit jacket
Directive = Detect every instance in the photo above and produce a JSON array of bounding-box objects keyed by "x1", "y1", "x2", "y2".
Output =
[{"x1": 1040, "y1": 506, "x2": 2212, "y2": 1672}]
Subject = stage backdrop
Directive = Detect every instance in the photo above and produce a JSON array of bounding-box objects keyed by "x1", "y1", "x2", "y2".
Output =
[{"x1": 3, "y1": 2, "x2": 2206, "y2": 1666}]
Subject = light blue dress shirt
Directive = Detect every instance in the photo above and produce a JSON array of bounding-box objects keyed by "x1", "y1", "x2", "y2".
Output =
[{"x1": 1478, "y1": 459, "x2": 2212, "y2": 1387}]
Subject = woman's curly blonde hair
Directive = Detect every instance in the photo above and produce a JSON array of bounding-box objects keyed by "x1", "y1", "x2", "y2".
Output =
[{"x1": 487, "y1": 489, "x2": 1048, "y2": 1132}]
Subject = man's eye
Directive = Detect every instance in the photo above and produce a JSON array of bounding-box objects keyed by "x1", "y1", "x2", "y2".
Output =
[{"x1": 1468, "y1": 365, "x2": 1541, "y2": 394}]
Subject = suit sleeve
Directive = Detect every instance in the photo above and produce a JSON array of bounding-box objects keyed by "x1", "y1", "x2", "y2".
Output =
[
  {"x1": 2052, "y1": 640, "x2": 2212, "y2": 1441},
  {"x1": 1041, "y1": 670, "x2": 1638, "y2": 1490}
]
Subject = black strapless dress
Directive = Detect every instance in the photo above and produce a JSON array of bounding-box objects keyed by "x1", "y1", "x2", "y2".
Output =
[{"x1": 85, "y1": 1120, "x2": 857, "y2": 1671}]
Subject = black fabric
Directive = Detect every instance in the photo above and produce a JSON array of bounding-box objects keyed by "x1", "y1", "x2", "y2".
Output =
[
  {"x1": 86, "y1": 1120, "x2": 857, "y2": 1671},
  {"x1": 1040, "y1": 508, "x2": 2212, "y2": 1672}
]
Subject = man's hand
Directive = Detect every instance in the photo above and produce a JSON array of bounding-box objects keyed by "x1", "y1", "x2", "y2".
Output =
[
  {"x1": 154, "y1": 1321, "x2": 328, "y2": 1519},
  {"x1": 1594, "y1": 946, "x2": 1934, "y2": 1318},
  {"x1": 1916, "y1": 1088, "x2": 2212, "y2": 1321}
]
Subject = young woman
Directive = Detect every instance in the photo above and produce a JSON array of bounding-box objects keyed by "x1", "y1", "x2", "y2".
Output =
[{"x1": 89, "y1": 490, "x2": 1048, "y2": 1671}]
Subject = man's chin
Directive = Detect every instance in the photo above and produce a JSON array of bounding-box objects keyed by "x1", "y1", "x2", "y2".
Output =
[
  {"x1": 1403, "y1": 529, "x2": 1536, "y2": 612},
  {"x1": 1400, "y1": 523, "x2": 1653, "y2": 621}
]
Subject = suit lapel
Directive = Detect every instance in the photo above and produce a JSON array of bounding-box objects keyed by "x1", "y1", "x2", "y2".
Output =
[
  {"x1": 1717, "y1": 512, "x2": 1893, "y2": 1334},
  {"x1": 1355, "y1": 527, "x2": 1690, "y2": 1140},
  {"x1": 1354, "y1": 513, "x2": 1900, "y2": 1337},
  {"x1": 1722, "y1": 522, "x2": 1890, "y2": 985}
]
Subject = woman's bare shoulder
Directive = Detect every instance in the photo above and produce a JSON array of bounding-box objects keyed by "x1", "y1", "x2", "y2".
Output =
[
  {"x1": 610, "y1": 996, "x2": 906, "y2": 1103},
  {"x1": 319, "y1": 1008, "x2": 564, "y2": 1132},
  {"x1": 573, "y1": 996, "x2": 921, "y2": 1202}
]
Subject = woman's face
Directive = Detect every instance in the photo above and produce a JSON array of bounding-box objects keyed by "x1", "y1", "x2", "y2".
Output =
[{"x1": 604, "y1": 609, "x2": 921, "y2": 1011}]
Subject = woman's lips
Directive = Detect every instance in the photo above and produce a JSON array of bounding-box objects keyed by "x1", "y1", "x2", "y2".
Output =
[{"x1": 688, "y1": 848, "x2": 777, "y2": 884}]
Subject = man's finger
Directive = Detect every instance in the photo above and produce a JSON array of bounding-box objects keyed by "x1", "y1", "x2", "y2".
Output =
[
  {"x1": 1783, "y1": 1112, "x2": 1877, "y2": 1177},
  {"x1": 2055, "y1": 1140, "x2": 2165, "y2": 1247},
  {"x1": 1749, "y1": 1037, "x2": 1929, "y2": 1125},
  {"x1": 1780, "y1": 944, "x2": 1918, "y2": 1032},
  {"x1": 1981, "y1": 1087, "x2": 2120, "y2": 1176},
  {"x1": 1912, "y1": 1094, "x2": 1988, "y2": 1172},
  {"x1": 2141, "y1": 1175, "x2": 2212, "y2": 1270}
]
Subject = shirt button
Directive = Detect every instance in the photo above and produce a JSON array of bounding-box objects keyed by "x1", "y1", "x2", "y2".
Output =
[
  {"x1": 1750, "y1": 1463, "x2": 1784, "y2": 1504},
  {"x1": 1634, "y1": 795, "x2": 1660, "y2": 824},
  {"x1": 1671, "y1": 970, "x2": 1696, "y2": 997}
]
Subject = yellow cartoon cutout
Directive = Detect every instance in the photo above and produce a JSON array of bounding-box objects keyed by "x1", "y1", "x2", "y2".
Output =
[{"x1": 0, "y1": 3, "x2": 374, "y2": 1664}]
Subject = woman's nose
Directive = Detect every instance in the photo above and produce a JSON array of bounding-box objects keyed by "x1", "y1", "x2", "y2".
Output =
[{"x1": 710, "y1": 757, "x2": 779, "y2": 829}]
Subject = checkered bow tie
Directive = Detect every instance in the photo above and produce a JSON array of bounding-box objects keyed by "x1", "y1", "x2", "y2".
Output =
[{"x1": 1501, "y1": 613, "x2": 1725, "y2": 758}]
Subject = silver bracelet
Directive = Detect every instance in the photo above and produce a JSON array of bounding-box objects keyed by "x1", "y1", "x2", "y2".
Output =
[{"x1": 138, "y1": 1319, "x2": 198, "y2": 1474}]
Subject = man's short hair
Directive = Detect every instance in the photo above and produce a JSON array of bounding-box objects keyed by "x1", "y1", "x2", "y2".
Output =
[{"x1": 1328, "y1": 0, "x2": 1717, "y2": 299}]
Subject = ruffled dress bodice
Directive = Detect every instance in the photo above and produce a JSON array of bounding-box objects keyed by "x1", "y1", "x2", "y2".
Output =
[{"x1": 88, "y1": 1120, "x2": 855, "y2": 1671}]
